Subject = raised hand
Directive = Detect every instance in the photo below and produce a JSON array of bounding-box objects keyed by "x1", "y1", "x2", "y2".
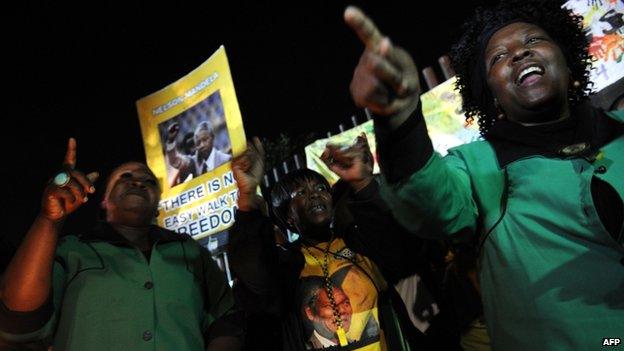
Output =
[
  {"x1": 41, "y1": 138, "x2": 99, "y2": 222},
  {"x1": 166, "y1": 122, "x2": 180, "y2": 143},
  {"x1": 232, "y1": 137, "x2": 266, "y2": 211},
  {"x1": 344, "y1": 6, "x2": 421, "y2": 117},
  {"x1": 320, "y1": 133, "x2": 374, "y2": 192}
]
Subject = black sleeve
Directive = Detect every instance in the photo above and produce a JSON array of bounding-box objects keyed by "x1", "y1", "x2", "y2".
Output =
[
  {"x1": 227, "y1": 210, "x2": 282, "y2": 316},
  {"x1": 0, "y1": 296, "x2": 53, "y2": 335},
  {"x1": 196, "y1": 242, "x2": 245, "y2": 343},
  {"x1": 374, "y1": 104, "x2": 434, "y2": 184},
  {"x1": 204, "y1": 310, "x2": 246, "y2": 342},
  {"x1": 346, "y1": 180, "x2": 431, "y2": 284}
]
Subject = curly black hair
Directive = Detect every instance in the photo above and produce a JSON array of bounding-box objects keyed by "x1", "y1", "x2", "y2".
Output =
[{"x1": 450, "y1": 0, "x2": 593, "y2": 137}]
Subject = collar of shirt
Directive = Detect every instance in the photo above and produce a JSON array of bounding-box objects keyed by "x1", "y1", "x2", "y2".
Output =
[
  {"x1": 195, "y1": 148, "x2": 217, "y2": 173},
  {"x1": 486, "y1": 101, "x2": 622, "y2": 168},
  {"x1": 313, "y1": 330, "x2": 338, "y2": 348},
  {"x1": 78, "y1": 221, "x2": 186, "y2": 246}
]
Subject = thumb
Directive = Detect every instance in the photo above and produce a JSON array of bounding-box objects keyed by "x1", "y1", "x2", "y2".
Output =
[
  {"x1": 86, "y1": 172, "x2": 99, "y2": 183},
  {"x1": 86, "y1": 172, "x2": 99, "y2": 193}
]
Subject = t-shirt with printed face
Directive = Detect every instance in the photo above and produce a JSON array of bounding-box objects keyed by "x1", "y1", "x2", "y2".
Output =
[{"x1": 298, "y1": 238, "x2": 388, "y2": 351}]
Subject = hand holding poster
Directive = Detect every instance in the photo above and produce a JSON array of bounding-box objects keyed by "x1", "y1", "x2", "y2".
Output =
[
  {"x1": 305, "y1": 121, "x2": 379, "y2": 185},
  {"x1": 136, "y1": 46, "x2": 246, "y2": 240},
  {"x1": 305, "y1": 76, "x2": 479, "y2": 182}
]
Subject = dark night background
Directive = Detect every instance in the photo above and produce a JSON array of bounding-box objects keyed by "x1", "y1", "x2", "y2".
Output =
[{"x1": 2, "y1": 1, "x2": 499, "y2": 267}]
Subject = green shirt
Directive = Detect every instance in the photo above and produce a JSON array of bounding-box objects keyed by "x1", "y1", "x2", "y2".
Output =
[
  {"x1": 381, "y1": 110, "x2": 624, "y2": 350},
  {"x1": 1, "y1": 224, "x2": 240, "y2": 351}
]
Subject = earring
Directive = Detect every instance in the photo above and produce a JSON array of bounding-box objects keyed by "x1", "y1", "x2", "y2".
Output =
[
  {"x1": 494, "y1": 98, "x2": 505, "y2": 120},
  {"x1": 573, "y1": 80, "x2": 581, "y2": 88}
]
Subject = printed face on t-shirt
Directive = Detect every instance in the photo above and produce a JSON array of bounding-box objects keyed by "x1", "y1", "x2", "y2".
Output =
[
  {"x1": 299, "y1": 240, "x2": 385, "y2": 350},
  {"x1": 304, "y1": 286, "x2": 353, "y2": 339}
]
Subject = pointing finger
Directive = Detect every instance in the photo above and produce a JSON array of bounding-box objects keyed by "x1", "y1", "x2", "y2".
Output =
[{"x1": 344, "y1": 6, "x2": 385, "y2": 51}]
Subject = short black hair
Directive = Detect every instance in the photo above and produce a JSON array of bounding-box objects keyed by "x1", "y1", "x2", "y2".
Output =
[
  {"x1": 450, "y1": 0, "x2": 592, "y2": 137},
  {"x1": 270, "y1": 169, "x2": 331, "y2": 233}
]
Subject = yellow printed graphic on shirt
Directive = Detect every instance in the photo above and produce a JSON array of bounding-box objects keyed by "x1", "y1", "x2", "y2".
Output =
[{"x1": 299, "y1": 238, "x2": 388, "y2": 350}]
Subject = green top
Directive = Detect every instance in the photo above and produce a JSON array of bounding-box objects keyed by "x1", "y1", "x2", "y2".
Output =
[
  {"x1": 1, "y1": 225, "x2": 239, "y2": 351},
  {"x1": 381, "y1": 110, "x2": 624, "y2": 350}
]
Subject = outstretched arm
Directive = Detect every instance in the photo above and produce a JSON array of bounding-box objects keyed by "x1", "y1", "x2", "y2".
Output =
[
  {"x1": 0, "y1": 138, "x2": 98, "y2": 312},
  {"x1": 344, "y1": 7, "x2": 477, "y2": 236},
  {"x1": 321, "y1": 133, "x2": 429, "y2": 281},
  {"x1": 344, "y1": 6, "x2": 421, "y2": 129},
  {"x1": 229, "y1": 138, "x2": 282, "y2": 315}
]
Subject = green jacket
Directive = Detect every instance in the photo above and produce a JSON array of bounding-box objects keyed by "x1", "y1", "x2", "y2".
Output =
[
  {"x1": 0, "y1": 223, "x2": 241, "y2": 351},
  {"x1": 379, "y1": 109, "x2": 624, "y2": 350}
]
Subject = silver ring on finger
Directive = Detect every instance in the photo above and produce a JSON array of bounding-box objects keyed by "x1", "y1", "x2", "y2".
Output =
[{"x1": 53, "y1": 171, "x2": 71, "y2": 187}]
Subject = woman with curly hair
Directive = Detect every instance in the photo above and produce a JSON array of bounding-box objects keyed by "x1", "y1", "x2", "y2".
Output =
[{"x1": 341, "y1": 1, "x2": 624, "y2": 350}]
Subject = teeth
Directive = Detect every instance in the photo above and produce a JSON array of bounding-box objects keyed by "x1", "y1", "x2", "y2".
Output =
[{"x1": 517, "y1": 66, "x2": 543, "y2": 84}]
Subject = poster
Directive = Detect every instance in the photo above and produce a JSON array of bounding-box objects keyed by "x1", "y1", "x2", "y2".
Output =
[
  {"x1": 305, "y1": 76, "x2": 480, "y2": 182},
  {"x1": 305, "y1": 121, "x2": 379, "y2": 185},
  {"x1": 420, "y1": 76, "x2": 481, "y2": 155},
  {"x1": 136, "y1": 46, "x2": 246, "y2": 240},
  {"x1": 564, "y1": 0, "x2": 624, "y2": 92}
]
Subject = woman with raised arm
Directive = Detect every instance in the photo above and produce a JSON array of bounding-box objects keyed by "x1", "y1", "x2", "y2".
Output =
[
  {"x1": 229, "y1": 136, "x2": 452, "y2": 351},
  {"x1": 0, "y1": 138, "x2": 243, "y2": 351},
  {"x1": 343, "y1": 1, "x2": 624, "y2": 350}
]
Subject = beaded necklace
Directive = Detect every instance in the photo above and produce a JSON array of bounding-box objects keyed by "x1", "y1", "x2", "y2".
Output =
[{"x1": 303, "y1": 241, "x2": 349, "y2": 347}]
